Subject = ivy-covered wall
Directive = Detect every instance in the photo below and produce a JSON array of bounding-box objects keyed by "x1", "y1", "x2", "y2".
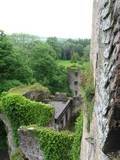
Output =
[
  {"x1": 71, "y1": 112, "x2": 83, "y2": 160},
  {"x1": 19, "y1": 125, "x2": 74, "y2": 160},
  {"x1": 0, "y1": 93, "x2": 54, "y2": 145},
  {"x1": 0, "y1": 93, "x2": 84, "y2": 160}
]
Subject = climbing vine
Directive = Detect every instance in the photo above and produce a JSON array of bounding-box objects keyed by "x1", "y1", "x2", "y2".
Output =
[
  {"x1": 80, "y1": 62, "x2": 95, "y2": 131},
  {"x1": 71, "y1": 112, "x2": 83, "y2": 160},
  {"x1": 0, "y1": 93, "x2": 54, "y2": 144},
  {"x1": 31, "y1": 126, "x2": 74, "y2": 160}
]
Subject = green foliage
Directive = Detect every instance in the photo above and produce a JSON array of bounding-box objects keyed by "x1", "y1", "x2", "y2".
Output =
[
  {"x1": 47, "y1": 37, "x2": 62, "y2": 58},
  {"x1": 71, "y1": 112, "x2": 83, "y2": 160},
  {"x1": 29, "y1": 126, "x2": 74, "y2": 160},
  {"x1": 8, "y1": 83, "x2": 50, "y2": 95},
  {"x1": 0, "y1": 30, "x2": 13, "y2": 81},
  {"x1": 68, "y1": 63, "x2": 80, "y2": 71},
  {"x1": 61, "y1": 39, "x2": 90, "y2": 60},
  {"x1": 83, "y1": 44, "x2": 90, "y2": 60},
  {"x1": 30, "y1": 41, "x2": 57, "y2": 83},
  {"x1": 10, "y1": 149, "x2": 25, "y2": 160},
  {"x1": 80, "y1": 62, "x2": 94, "y2": 131},
  {"x1": 30, "y1": 42, "x2": 69, "y2": 93},
  {"x1": 71, "y1": 52, "x2": 79, "y2": 63},
  {"x1": 1, "y1": 94, "x2": 54, "y2": 144},
  {"x1": 0, "y1": 31, "x2": 33, "y2": 85},
  {"x1": 9, "y1": 33, "x2": 41, "y2": 48},
  {"x1": 0, "y1": 80, "x2": 22, "y2": 92},
  {"x1": 11, "y1": 49, "x2": 33, "y2": 83},
  {"x1": 48, "y1": 66, "x2": 70, "y2": 93}
]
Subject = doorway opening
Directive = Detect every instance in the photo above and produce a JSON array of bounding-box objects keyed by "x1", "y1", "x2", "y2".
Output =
[{"x1": 0, "y1": 120, "x2": 10, "y2": 160}]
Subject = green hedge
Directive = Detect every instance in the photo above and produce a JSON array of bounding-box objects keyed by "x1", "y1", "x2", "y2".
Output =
[
  {"x1": 71, "y1": 112, "x2": 83, "y2": 160},
  {"x1": 30, "y1": 126, "x2": 74, "y2": 160},
  {"x1": 0, "y1": 93, "x2": 54, "y2": 144}
]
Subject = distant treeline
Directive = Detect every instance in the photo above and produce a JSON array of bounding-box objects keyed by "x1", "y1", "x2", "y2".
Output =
[
  {"x1": 9, "y1": 33, "x2": 90, "y2": 60},
  {"x1": 0, "y1": 31, "x2": 90, "y2": 94}
]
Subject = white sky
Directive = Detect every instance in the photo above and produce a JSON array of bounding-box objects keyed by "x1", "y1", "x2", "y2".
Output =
[{"x1": 0, "y1": 0, "x2": 93, "y2": 39}]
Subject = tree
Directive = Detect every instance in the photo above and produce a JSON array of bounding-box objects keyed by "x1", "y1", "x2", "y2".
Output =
[
  {"x1": 83, "y1": 44, "x2": 90, "y2": 60},
  {"x1": 0, "y1": 30, "x2": 13, "y2": 81},
  {"x1": 30, "y1": 41, "x2": 69, "y2": 93},
  {"x1": 0, "y1": 31, "x2": 32, "y2": 84},
  {"x1": 30, "y1": 41, "x2": 57, "y2": 85},
  {"x1": 47, "y1": 37, "x2": 62, "y2": 59},
  {"x1": 71, "y1": 52, "x2": 79, "y2": 63}
]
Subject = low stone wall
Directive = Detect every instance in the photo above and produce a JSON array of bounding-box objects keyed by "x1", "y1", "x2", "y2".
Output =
[{"x1": 18, "y1": 127, "x2": 44, "y2": 160}]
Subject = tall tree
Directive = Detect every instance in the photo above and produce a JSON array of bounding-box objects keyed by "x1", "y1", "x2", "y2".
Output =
[
  {"x1": 0, "y1": 30, "x2": 13, "y2": 81},
  {"x1": 47, "y1": 37, "x2": 62, "y2": 58}
]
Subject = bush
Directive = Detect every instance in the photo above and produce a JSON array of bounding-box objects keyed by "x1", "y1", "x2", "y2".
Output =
[
  {"x1": 0, "y1": 80, "x2": 22, "y2": 92},
  {"x1": 1, "y1": 93, "x2": 54, "y2": 144}
]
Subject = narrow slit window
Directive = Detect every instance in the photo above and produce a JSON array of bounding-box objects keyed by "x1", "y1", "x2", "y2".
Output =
[{"x1": 74, "y1": 81, "x2": 78, "y2": 85}]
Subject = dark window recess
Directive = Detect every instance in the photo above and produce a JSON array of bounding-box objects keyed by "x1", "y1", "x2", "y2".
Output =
[
  {"x1": 60, "y1": 119, "x2": 63, "y2": 128},
  {"x1": 66, "y1": 112, "x2": 68, "y2": 121},
  {"x1": 103, "y1": 128, "x2": 120, "y2": 154},
  {"x1": 74, "y1": 81, "x2": 78, "y2": 85},
  {"x1": 75, "y1": 90, "x2": 78, "y2": 96},
  {"x1": 0, "y1": 120, "x2": 10, "y2": 160},
  {"x1": 103, "y1": 106, "x2": 120, "y2": 154},
  {"x1": 75, "y1": 72, "x2": 78, "y2": 77}
]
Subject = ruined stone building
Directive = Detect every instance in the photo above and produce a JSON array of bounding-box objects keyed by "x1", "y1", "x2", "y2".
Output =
[
  {"x1": 68, "y1": 67, "x2": 81, "y2": 97},
  {"x1": 81, "y1": 0, "x2": 120, "y2": 159},
  {"x1": 1, "y1": 0, "x2": 120, "y2": 160}
]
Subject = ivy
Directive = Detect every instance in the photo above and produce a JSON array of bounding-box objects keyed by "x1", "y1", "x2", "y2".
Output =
[
  {"x1": 71, "y1": 112, "x2": 83, "y2": 160},
  {"x1": 31, "y1": 126, "x2": 74, "y2": 160},
  {"x1": 1, "y1": 93, "x2": 54, "y2": 144}
]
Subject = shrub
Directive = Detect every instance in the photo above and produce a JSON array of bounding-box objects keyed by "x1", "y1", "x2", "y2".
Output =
[{"x1": 0, "y1": 80, "x2": 22, "y2": 92}]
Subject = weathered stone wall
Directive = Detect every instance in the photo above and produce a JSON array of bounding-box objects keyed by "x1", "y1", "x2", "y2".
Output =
[
  {"x1": 68, "y1": 68, "x2": 81, "y2": 97},
  {"x1": 0, "y1": 113, "x2": 16, "y2": 157},
  {"x1": 81, "y1": 0, "x2": 120, "y2": 159},
  {"x1": 19, "y1": 127, "x2": 44, "y2": 160}
]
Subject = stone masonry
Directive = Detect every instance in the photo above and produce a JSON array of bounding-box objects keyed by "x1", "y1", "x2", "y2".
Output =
[{"x1": 81, "y1": 0, "x2": 120, "y2": 160}]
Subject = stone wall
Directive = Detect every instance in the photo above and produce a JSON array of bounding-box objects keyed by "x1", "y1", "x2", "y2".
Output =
[
  {"x1": 19, "y1": 127, "x2": 44, "y2": 160},
  {"x1": 68, "y1": 68, "x2": 81, "y2": 97},
  {"x1": 0, "y1": 113, "x2": 16, "y2": 157},
  {"x1": 81, "y1": 0, "x2": 120, "y2": 159}
]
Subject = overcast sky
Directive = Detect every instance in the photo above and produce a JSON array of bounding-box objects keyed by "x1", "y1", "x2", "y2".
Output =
[{"x1": 0, "y1": 0, "x2": 93, "y2": 39}]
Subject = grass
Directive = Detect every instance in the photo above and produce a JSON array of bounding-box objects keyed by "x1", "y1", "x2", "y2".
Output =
[
  {"x1": 56, "y1": 60, "x2": 73, "y2": 68},
  {"x1": 56, "y1": 59, "x2": 89, "y2": 71}
]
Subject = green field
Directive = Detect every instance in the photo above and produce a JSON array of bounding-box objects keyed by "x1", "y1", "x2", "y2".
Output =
[
  {"x1": 56, "y1": 60, "x2": 73, "y2": 68},
  {"x1": 56, "y1": 60, "x2": 89, "y2": 71}
]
